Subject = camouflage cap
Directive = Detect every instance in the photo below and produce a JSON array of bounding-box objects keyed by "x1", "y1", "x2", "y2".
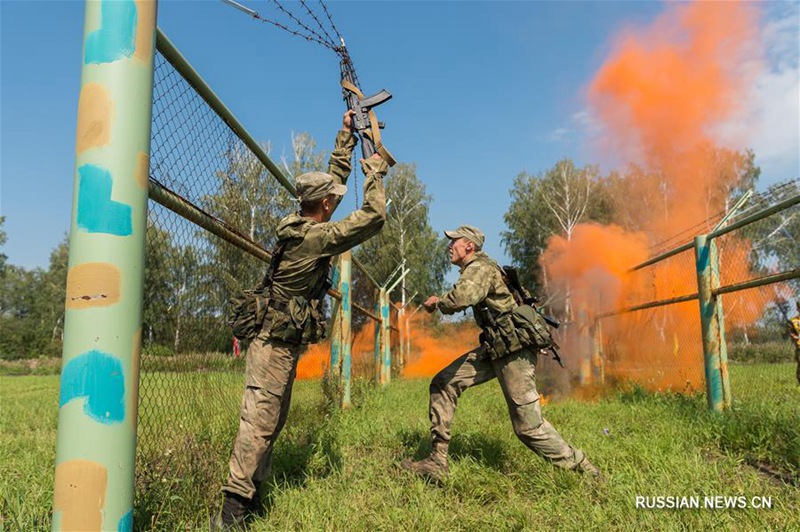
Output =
[
  {"x1": 295, "y1": 171, "x2": 347, "y2": 203},
  {"x1": 444, "y1": 225, "x2": 485, "y2": 249}
]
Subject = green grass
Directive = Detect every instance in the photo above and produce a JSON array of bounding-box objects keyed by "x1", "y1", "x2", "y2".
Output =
[{"x1": 1, "y1": 363, "x2": 798, "y2": 530}]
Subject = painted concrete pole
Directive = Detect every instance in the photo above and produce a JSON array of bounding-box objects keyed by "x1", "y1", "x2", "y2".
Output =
[
  {"x1": 381, "y1": 292, "x2": 392, "y2": 385},
  {"x1": 577, "y1": 310, "x2": 591, "y2": 385},
  {"x1": 338, "y1": 251, "x2": 353, "y2": 408},
  {"x1": 592, "y1": 320, "x2": 605, "y2": 385},
  {"x1": 329, "y1": 261, "x2": 342, "y2": 384},
  {"x1": 693, "y1": 235, "x2": 731, "y2": 411},
  {"x1": 52, "y1": 1, "x2": 157, "y2": 530}
]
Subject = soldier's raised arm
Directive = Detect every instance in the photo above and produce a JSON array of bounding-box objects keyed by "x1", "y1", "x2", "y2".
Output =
[{"x1": 309, "y1": 154, "x2": 387, "y2": 257}]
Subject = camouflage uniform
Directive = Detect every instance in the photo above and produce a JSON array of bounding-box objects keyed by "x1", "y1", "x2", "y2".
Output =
[
  {"x1": 405, "y1": 226, "x2": 597, "y2": 479},
  {"x1": 224, "y1": 130, "x2": 387, "y2": 501},
  {"x1": 789, "y1": 309, "x2": 800, "y2": 385}
]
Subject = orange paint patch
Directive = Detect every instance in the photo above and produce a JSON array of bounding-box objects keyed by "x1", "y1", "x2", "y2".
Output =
[
  {"x1": 134, "y1": 0, "x2": 157, "y2": 62},
  {"x1": 135, "y1": 151, "x2": 149, "y2": 189},
  {"x1": 53, "y1": 459, "x2": 107, "y2": 531},
  {"x1": 76, "y1": 83, "x2": 113, "y2": 154},
  {"x1": 66, "y1": 263, "x2": 121, "y2": 309}
]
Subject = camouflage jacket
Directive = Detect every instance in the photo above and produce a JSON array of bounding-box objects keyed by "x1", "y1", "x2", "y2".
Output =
[
  {"x1": 437, "y1": 252, "x2": 516, "y2": 331},
  {"x1": 790, "y1": 316, "x2": 800, "y2": 348},
  {"x1": 271, "y1": 130, "x2": 388, "y2": 302}
]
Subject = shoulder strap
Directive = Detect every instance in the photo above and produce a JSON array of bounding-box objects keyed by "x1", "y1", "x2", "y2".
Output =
[{"x1": 259, "y1": 239, "x2": 289, "y2": 291}]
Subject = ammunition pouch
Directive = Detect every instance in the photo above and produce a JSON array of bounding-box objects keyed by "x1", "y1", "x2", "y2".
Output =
[
  {"x1": 481, "y1": 305, "x2": 554, "y2": 360},
  {"x1": 265, "y1": 296, "x2": 327, "y2": 345},
  {"x1": 227, "y1": 289, "x2": 270, "y2": 342}
]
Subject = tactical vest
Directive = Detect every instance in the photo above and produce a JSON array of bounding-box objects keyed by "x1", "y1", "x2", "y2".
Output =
[
  {"x1": 265, "y1": 221, "x2": 332, "y2": 345},
  {"x1": 471, "y1": 256, "x2": 556, "y2": 360},
  {"x1": 227, "y1": 223, "x2": 331, "y2": 345}
]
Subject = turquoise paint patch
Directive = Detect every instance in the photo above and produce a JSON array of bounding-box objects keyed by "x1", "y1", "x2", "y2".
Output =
[
  {"x1": 59, "y1": 350, "x2": 125, "y2": 424},
  {"x1": 341, "y1": 280, "x2": 350, "y2": 306},
  {"x1": 695, "y1": 245, "x2": 709, "y2": 272},
  {"x1": 77, "y1": 165, "x2": 133, "y2": 236},
  {"x1": 118, "y1": 509, "x2": 133, "y2": 532},
  {"x1": 84, "y1": 0, "x2": 138, "y2": 65}
]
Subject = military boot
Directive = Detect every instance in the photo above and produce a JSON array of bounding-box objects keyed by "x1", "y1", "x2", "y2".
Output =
[
  {"x1": 576, "y1": 457, "x2": 603, "y2": 480},
  {"x1": 246, "y1": 482, "x2": 266, "y2": 517},
  {"x1": 215, "y1": 491, "x2": 249, "y2": 530},
  {"x1": 399, "y1": 442, "x2": 449, "y2": 483}
]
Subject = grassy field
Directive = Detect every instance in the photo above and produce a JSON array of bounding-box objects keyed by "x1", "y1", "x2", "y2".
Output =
[{"x1": 1, "y1": 363, "x2": 798, "y2": 531}]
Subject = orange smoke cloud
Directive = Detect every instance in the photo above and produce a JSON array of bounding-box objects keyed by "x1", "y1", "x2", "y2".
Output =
[
  {"x1": 402, "y1": 311, "x2": 480, "y2": 378},
  {"x1": 295, "y1": 310, "x2": 480, "y2": 381},
  {"x1": 542, "y1": 1, "x2": 766, "y2": 391}
]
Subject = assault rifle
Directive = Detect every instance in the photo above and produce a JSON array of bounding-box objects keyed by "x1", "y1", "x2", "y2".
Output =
[
  {"x1": 502, "y1": 265, "x2": 565, "y2": 368},
  {"x1": 338, "y1": 43, "x2": 396, "y2": 166}
]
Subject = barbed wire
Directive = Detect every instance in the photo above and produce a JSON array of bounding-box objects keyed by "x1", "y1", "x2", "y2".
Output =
[
  {"x1": 648, "y1": 177, "x2": 800, "y2": 256},
  {"x1": 221, "y1": 0, "x2": 338, "y2": 51},
  {"x1": 299, "y1": 0, "x2": 337, "y2": 49}
]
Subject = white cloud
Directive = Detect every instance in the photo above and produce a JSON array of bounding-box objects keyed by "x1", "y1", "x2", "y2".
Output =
[
  {"x1": 714, "y1": 2, "x2": 799, "y2": 185},
  {"x1": 545, "y1": 110, "x2": 603, "y2": 143}
]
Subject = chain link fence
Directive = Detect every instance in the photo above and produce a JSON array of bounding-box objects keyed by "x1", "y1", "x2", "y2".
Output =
[
  {"x1": 595, "y1": 179, "x2": 799, "y2": 405},
  {"x1": 135, "y1": 31, "x2": 394, "y2": 525}
]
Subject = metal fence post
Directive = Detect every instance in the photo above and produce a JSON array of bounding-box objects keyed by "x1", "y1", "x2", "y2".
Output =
[
  {"x1": 592, "y1": 319, "x2": 605, "y2": 385},
  {"x1": 329, "y1": 260, "x2": 342, "y2": 389},
  {"x1": 693, "y1": 234, "x2": 731, "y2": 411},
  {"x1": 382, "y1": 292, "x2": 392, "y2": 385},
  {"x1": 52, "y1": 1, "x2": 157, "y2": 530},
  {"x1": 339, "y1": 251, "x2": 353, "y2": 408}
]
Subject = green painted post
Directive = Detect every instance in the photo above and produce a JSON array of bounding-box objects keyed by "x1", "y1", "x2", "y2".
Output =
[
  {"x1": 593, "y1": 319, "x2": 605, "y2": 385},
  {"x1": 329, "y1": 261, "x2": 342, "y2": 398},
  {"x1": 374, "y1": 290, "x2": 382, "y2": 384},
  {"x1": 339, "y1": 251, "x2": 353, "y2": 408},
  {"x1": 693, "y1": 235, "x2": 731, "y2": 411},
  {"x1": 381, "y1": 291, "x2": 391, "y2": 385},
  {"x1": 52, "y1": 1, "x2": 157, "y2": 530},
  {"x1": 709, "y1": 237, "x2": 731, "y2": 408}
]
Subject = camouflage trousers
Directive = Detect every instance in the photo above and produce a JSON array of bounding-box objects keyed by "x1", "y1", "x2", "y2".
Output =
[
  {"x1": 223, "y1": 335, "x2": 303, "y2": 499},
  {"x1": 795, "y1": 345, "x2": 800, "y2": 385},
  {"x1": 429, "y1": 346, "x2": 586, "y2": 470}
]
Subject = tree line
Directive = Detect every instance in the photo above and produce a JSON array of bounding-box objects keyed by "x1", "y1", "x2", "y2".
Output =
[
  {"x1": 1, "y1": 141, "x2": 796, "y2": 359},
  {"x1": 0, "y1": 133, "x2": 449, "y2": 359}
]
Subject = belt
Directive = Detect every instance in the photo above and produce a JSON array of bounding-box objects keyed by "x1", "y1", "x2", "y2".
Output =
[{"x1": 269, "y1": 298, "x2": 289, "y2": 313}]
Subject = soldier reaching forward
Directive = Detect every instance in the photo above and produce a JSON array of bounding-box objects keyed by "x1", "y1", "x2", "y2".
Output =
[
  {"x1": 219, "y1": 110, "x2": 387, "y2": 528},
  {"x1": 400, "y1": 225, "x2": 600, "y2": 482}
]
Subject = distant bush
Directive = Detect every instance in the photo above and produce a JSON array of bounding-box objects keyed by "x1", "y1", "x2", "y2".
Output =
[
  {"x1": 143, "y1": 344, "x2": 176, "y2": 358},
  {"x1": 728, "y1": 341, "x2": 794, "y2": 364},
  {"x1": 0, "y1": 357, "x2": 61, "y2": 376}
]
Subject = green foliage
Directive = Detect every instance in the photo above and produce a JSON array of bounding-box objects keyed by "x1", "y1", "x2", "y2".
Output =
[
  {"x1": 728, "y1": 341, "x2": 794, "y2": 363},
  {"x1": 502, "y1": 159, "x2": 613, "y2": 288},
  {"x1": 0, "y1": 234, "x2": 67, "y2": 360}
]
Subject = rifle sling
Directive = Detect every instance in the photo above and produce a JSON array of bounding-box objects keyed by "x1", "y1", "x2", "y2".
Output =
[{"x1": 341, "y1": 79, "x2": 396, "y2": 166}]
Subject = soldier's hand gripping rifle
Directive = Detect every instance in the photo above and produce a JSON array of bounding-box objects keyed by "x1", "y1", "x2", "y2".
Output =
[{"x1": 338, "y1": 43, "x2": 396, "y2": 166}]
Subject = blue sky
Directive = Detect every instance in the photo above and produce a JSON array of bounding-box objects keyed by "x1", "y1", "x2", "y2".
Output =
[{"x1": 1, "y1": 1, "x2": 798, "y2": 272}]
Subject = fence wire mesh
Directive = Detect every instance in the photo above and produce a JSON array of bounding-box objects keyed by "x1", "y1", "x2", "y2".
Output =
[
  {"x1": 597, "y1": 247, "x2": 704, "y2": 391},
  {"x1": 595, "y1": 179, "x2": 799, "y2": 403},
  {"x1": 137, "y1": 43, "x2": 391, "y2": 523},
  {"x1": 715, "y1": 183, "x2": 799, "y2": 395}
]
